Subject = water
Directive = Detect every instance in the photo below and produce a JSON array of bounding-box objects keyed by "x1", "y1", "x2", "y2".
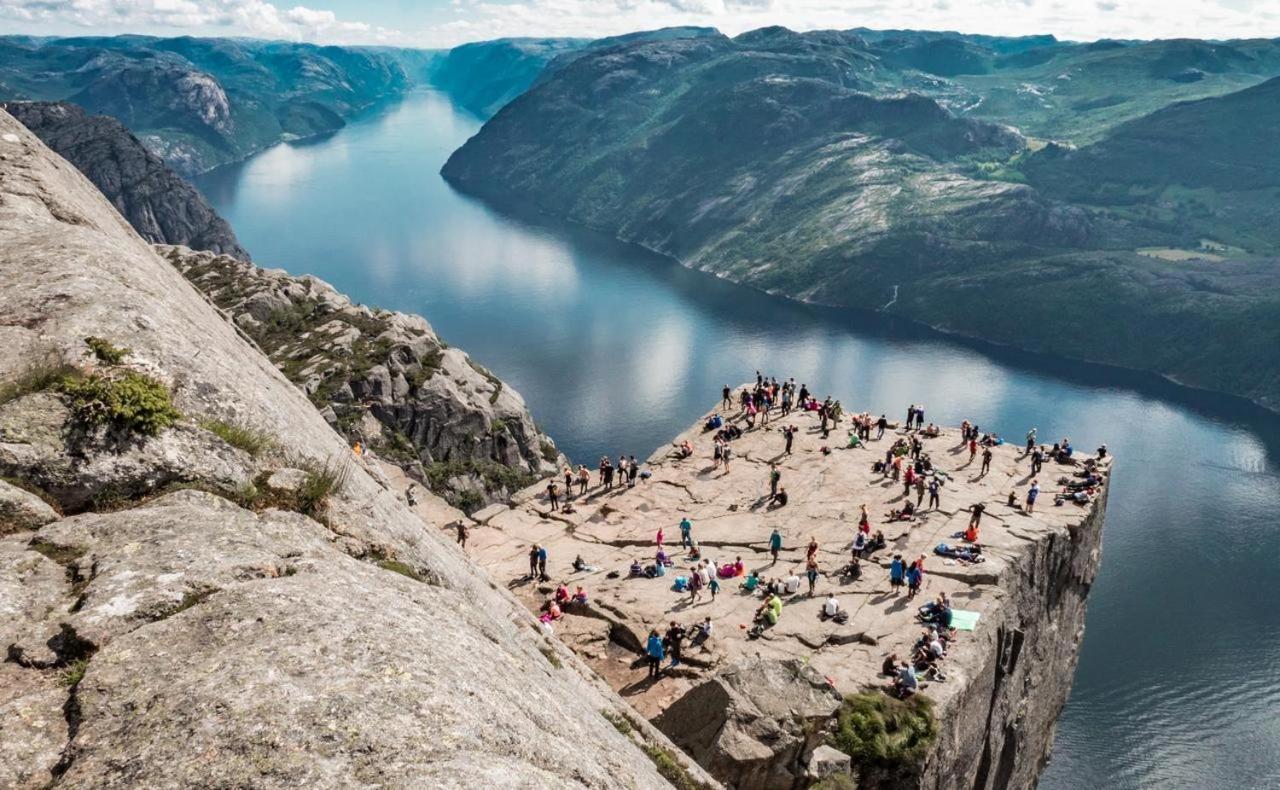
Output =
[{"x1": 199, "y1": 90, "x2": 1280, "y2": 789}]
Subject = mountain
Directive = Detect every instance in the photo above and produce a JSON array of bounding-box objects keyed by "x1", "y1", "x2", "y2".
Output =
[
  {"x1": 0, "y1": 105, "x2": 710, "y2": 788},
  {"x1": 429, "y1": 27, "x2": 719, "y2": 118},
  {"x1": 3, "y1": 100, "x2": 248, "y2": 259},
  {"x1": 0, "y1": 36, "x2": 421, "y2": 175},
  {"x1": 444, "y1": 28, "x2": 1280, "y2": 412},
  {"x1": 430, "y1": 37, "x2": 587, "y2": 118}
]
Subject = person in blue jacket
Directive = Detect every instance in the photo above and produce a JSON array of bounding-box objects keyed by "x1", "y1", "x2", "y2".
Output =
[
  {"x1": 890, "y1": 554, "x2": 906, "y2": 595},
  {"x1": 645, "y1": 629, "x2": 665, "y2": 679}
]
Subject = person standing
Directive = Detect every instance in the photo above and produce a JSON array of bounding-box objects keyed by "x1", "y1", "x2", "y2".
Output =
[
  {"x1": 563, "y1": 465, "x2": 574, "y2": 498},
  {"x1": 769, "y1": 528, "x2": 783, "y2": 564},
  {"x1": 914, "y1": 476, "x2": 926, "y2": 508},
  {"x1": 722, "y1": 384, "x2": 732, "y2": 410},
  {"x1": 980, "y1": 447, "x2": 993, "y2": 476},
  {"x1": 1026, "y1": 427, "x2": 1037, "y2": 456},
  {"x1": 666, "y1": 621, "x2": 686, "y2": 667},
  {"x1": 537, "y1": 545, "x2": 548, "y2": 580},
  {"x1": 806, "y1": 557, "x2": 819, "y2": 595},
  {"x1": 1030, "y1": 447, "x2": 1043, "y2": 475},
  {"x1": 679, "y1": 516, "x2": 693, "y2": 549},
  {"x1": 770, "y1": 464, "x2": 781, "y2": 497},
  {"x1": 783, "y1": 425, "x2": 796, "y2": 455},
  {"x1": 876, "y1": 415, "x2": 887, "y2": 440},
  {"x1": 1026, "y1": 480, "x2": 1041, "y2": 513},
  {"x1": 628, "y1": 456, "x2": 639, "y2": 487},
  {"x1": 928, "y1": 478, "x2": 941, "y2": 509},
  {"x1": 968, "y1": 502, "x2": 986, "y2": 530},
  {"x1": 968, "y1": 436, "x2": 978, "y2": 462},
  {"x1": 529, "y1": 545, "x2": 540, "y2": 579},
  {"x1": 546, "y1": 481, "x2": 560, "y2": 512},
  {"x1": 578, "y1": 465, "x2": 590, "y2": 496},
  {"x1": 890, "y1": 554, "x2": 906, "y2": 595},
  {"x1": 722, "y1": 443, "x2": 733, "y2": 472},
  {"x1": 646, "y1": 630, "x2": 665, "y2": 679},
  {"x1": 456, "y1": 520, "x2": 468, "y2": 549}
]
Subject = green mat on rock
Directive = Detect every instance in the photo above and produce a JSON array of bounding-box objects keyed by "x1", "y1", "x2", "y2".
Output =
[{"x1": 950, "y1": 610, "x2": 981, "y2": 631}]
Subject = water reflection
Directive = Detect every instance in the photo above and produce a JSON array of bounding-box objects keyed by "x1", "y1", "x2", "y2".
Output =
[{"x1": 199, "y1": 90, "x2": 1280, "y2": 789}]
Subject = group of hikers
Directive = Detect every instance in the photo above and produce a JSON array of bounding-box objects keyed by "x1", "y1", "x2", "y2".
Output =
[
  {"x1": 517, "y1": 373, "x2": 1110, "y2": 699},
  {"x1": 544, "y1": 454, "x2": 652, "y2": 512}
]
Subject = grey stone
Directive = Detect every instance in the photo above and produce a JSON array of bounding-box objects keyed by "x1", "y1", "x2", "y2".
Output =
[
  {"x1": 0, "y1": 479, "x2": 59, "y2": 534},
  {"x1": 806, "y1": 745, "x2": 851, "y2": 780}
]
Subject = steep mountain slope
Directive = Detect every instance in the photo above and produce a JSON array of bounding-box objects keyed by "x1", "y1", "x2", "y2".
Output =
[
  {"x1": 0, "y1": 107, "x2": 706, "y2": 789},
  {"x1": 3, "y1": 100, "x2": 248, "y2": 259},
  {"x1": 444, "y1": 28, "x2": 1280, "y2": 412},
  {"x1": 0, "y1": 36, "x2": 419, "y2": 175},
  {"x1": 430, "y1": 37, "x2": 587, "y2": 117}
]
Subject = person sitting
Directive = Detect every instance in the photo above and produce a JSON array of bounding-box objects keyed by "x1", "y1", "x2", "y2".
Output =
[
  {"x1": 572, "y1": 586, "x2": 589, "y2": 606},
  {"x1": 573, "y1": 555, "x2": 596, "y2": 573},
  {"x1": 690, "y1": 617, "x2": 713, "y2": 647},
  {"x1": 847, "y1": 431, "x2": 862, "y2": 449},
  {"x1": 554, "y1": 584, "x2": 571, "y2": 607},
  {"x1": 863, "y1": 531, "x2": 887, "y2": 557},
  {"x1": 882, "y1": 653, "x2": 899, "y2": 677},
  {"x1": 656, "y1": 548, "x2": 673, "y2": 567},
  {"x1": 783, "y1": 571, "x2": 802, "y2": 595},
  {"x1": 887, "y1": 500, "x2": 916, "y2": 522},
  {"x1": 686, "y1": 542, "x2": 702, "y2": 560},
  {"x1": 922, "y1": 423, "x2": 941, "y2": 437},
  {"x1": 853, "y1": 531, "x2": 867, "y2": 555},
  {"x1": 891, "y1": 662, "x2": 918, "y2": 698},
  {"x1": 755, "y1": 593, "x2": 783, "y2": 626},
  {"x1": 704, "y1": 414, "x2": 724, "y2": 431},
  {"x1": 740, "y1": 571, "x2": 761, "y2": 592},
  {"x1": 841, "y1": 554, "x2": 862, "y2": 580},
  {"x1": 770, "y1": 487, "x2": 789, "y2": 508},
  {"x1": 542, "y1": 599, "x2": 563, "y2": 622},
  {"x1": 674, "y1": 439, "x2": 694, "y2": 458},
  {"x1": 628, "y1": 559, "x2": 645, "y2": 578},
  {"x1": 964, "y1": 523, "x2": 979, "y2": 543},
  {"x1": 822, "y1": 593, "x2": 840, "y2": 619}
]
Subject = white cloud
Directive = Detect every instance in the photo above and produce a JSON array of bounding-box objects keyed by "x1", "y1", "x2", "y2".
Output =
[
  {"x1": 417, "y1": 0, "x2": 1280, "y2": 47},
  {"x1": 2, "y1": 0, "x2": 1278, "y2": 47},
  {"x1": 0, "y1": 0, "x2": 400, "y2": 44}
]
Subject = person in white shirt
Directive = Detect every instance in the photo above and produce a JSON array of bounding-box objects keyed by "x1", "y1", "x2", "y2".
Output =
[
  {"x1": 784, "y1": 571, "x2": 801, "y2": 594},
  {"x1": 823, "y1": 594, "x2": 840, "y2": 618}
]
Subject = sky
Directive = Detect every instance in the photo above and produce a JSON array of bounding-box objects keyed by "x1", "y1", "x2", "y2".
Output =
[{"x1": 1, "y1": 0, "x2": 1278, "y2": 49}]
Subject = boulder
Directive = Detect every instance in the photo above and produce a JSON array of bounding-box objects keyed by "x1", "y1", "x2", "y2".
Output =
[
  {"x1": 806, "y1": 745, "x2": 852, "y2": 781},
  {"x1": 0, "y1": 479, "x2": 59, "y2": 534},
  {"x1": 654, "y1": 657, "x2": 843, "y2": 788}
]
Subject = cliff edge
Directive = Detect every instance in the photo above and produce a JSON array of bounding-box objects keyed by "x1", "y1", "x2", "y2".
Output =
[{"x1": 0, "y1": 108, "x2": 710, "y2": 788}]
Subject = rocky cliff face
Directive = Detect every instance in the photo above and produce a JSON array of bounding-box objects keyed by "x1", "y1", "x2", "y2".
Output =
[
  {"x1": 0, "y1": 108, "x2": 710, "y2": 789},
  {"x1": 156, "y1": 245, "x2": 561, "y2": 511},
  {"x1": 2, "y1": 101, "x2": 248, "y2": 259}
]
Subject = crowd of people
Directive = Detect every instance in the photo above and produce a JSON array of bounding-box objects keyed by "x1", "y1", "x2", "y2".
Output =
[{"x1": 516, "y1": 373, "x2": 1108, "y2": 700}]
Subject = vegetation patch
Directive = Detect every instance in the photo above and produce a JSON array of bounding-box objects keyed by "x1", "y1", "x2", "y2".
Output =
[
  {"x1": 295, "y1": 459, "x2": 350, "y2": 518},
  {"x1": 59, "y1": 657, "x2": 90, "y2": 688},
  {"x1": 154, "y1": 588, "x2": 217, "y2": 621},
  {"x1": 0, "y1": 357, "x2": 78, "y2": 407},
  {"x1": 601, "y1": 709, "x2": 633, "y2": 736},
  {"x1": 377, "y1": 558, "x2": 427, "y2": 583},
  {"x1": 30, "y1": 540, "x2": 86, "y2": 565},
  {"x1": 829, "y1": 692, "x2": 937, "y2": 775},
  {"x1": 540, "y1": 440, "x2": 559, "y2": 464},
  {"x1": 59, "y1": 370, "x2": 180, "y2": 436},
  {"x1": 538, "y1": 643, "x2": 563, "y2": 669},
  {"x1": 424, "y1": 458, "x2": 538, "y2": 513},
  {"x1": 466, "y1": 357, "x2": 503, "y2": 404},
  {"x1": 199, "y1": 419, "x2": 274, "y2": 457},
  {"x1": 642, "y1": 745, "x2": 710, "y2": 790},
  {"x1": 83, "y1": 336, "x2": 129, "y2": 365}
]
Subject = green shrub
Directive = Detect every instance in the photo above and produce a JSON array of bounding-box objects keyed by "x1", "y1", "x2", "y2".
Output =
[
  {"x1": 59, "y1": 371, "x2": 180, "y2": 436},
  {"x1": 84, "y1": 336, "x2": 129, "y2": 365},
  {"x1": 643, "y1": 745, "x2": 710, "y2": 790},
  {"x1": 601, "y1": 710, "x2": 633, "y2": 736},
  {"x1": 377, "y1": 558, "x2": 426, "y2": 582},
  {"x1": 295, "y1": 458, "x2": 351, "y2": 518},
  {"x1": 540, "y1": 440, "x2": 559, "y2": 464},
  {"x1": 199, "y1": 419, "x2": 273, "y2": 457},
  {"x1": 829, "y1": 692, "x2": 937, "y2": 773},
  {"x1": 59, "y1": 657, "x2": 89, "y2": 688},
  {"x1": 0, "y1": 358, "x2": 78, "y2": 406}
]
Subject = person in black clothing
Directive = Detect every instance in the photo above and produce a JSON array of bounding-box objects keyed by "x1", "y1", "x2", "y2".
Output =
[
  {"x1": 628, "y1": 456, "x2": 640, "y2": 487},
  {"x1": 876, "y1": 415, "x2": 888, "y2": 440},
  {"x1": 980, "y1": 447, "x2": 992, "y2": 476},
  {"x1": 968, "y1": 503, "x2": 986, "y2": 529},
  {"x1": 1030, "y1": 447, "x2": 1044, "y2": 475},
  {"x1": 665, "y1": 621, "x2": 686, "y2": 667},
  {"x1": 783, "y1": 425, "x2": 796, "y2": 454},
  {"x1": 722, "y1": 384, "x2": 731, "y2": 410}
]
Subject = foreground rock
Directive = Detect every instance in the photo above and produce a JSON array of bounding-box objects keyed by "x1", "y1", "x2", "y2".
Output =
[
  {"x1": 470, "y1": 396, "x2": 1109, "y2": 788},
  {"x1": 0, "y1": 108, "x2": 709, "y2": 788},
  {"x1": 2, "y1": 101, "x2": 248, "y2": 259},
  {"x1": 158, "y1": 244, "x2": 562, "y2": 511}
]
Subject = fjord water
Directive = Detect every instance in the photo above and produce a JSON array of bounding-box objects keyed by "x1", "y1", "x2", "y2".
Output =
[{"x1": 200, "y1": 90, "x2": 1280, "y2": 788}]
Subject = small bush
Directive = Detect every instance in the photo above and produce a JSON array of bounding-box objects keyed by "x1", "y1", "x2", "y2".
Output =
[
  {"x1": 538, "y1": 644, "x2": 563, "y2": 669},
  {"x1": 30, "y1": 540, "x2": 85, "y2": 565},
  {"x1": 59, "y1": 371, "x2": 180, "y2": 436},
  {"x1": 295, "y1": 458, "x2": 351, "y2": 518},
  {"x1": 830, "y1": 692, "x2": 937, "y2": 773},
  {"x1": 540, "y1": 440, "x2": 559, "y2": 464},
  {"x1": 602, "y1": 710, "x2": 633, "y2": 736},
  {"x1": 200, "y1": 419, "x2": 273, "y2": 457},
  {"x1": 0, "y1": 358, "x2": 78, "y2": 406},
  {"x1": 59, "y1": 657, "x2": 89, "y2": 688},
  {"x1": 84, "y1": 336, "x2": 129, "y2": 365},
  {"x1": 489, "y1": 418, "x2": 507, "y2": 434}
]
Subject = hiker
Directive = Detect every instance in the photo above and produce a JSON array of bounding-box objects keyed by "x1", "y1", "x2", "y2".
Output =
[
  {"x1": 906, "y1": 561, "x2": 922, "y2": 598},
  {"x1": 722, "y1": 384, "x2": 732, "y2": 410},
  {"x1": 1026, "y1": 428, "x2": 1037, "y2": 455},
  {"x1": 906, "y1": 404, "x2": 916, "y2": 430},
  {"x1": 876, "y1": 415, "x2": 888, "y2": 440},
  {"x1": 456, "y1": 520, "x2": 468, "y2": 549},
  {"x1": 688, "y1": 566, "x2": 703, "y2": 604},
  {"x1": 655, "y1": 526, "x2": 665, "y2": 548},
  {"x1": 783, "y1": 424, "x2": 796, "y2": 454},
  {"x1": 679, "y1": 516, "x2": 693, "y2": 548},
  {"x1": 754, "y1": 593, "x2": 783, "y2": 627},
  {"x1": 784, "y1": 569, "x2": 802, "y2": 595},
  {"x1": 890, "y1": 554, "x2": 906, "y2": 594},
  {"x1": 537, "y1": 545, "x2": 548, "y2": 580},
  {"x1": 405, "y1": 484, "x2": 418, "y2": 507},
  {"x1": 628, "y1": 456, "x2": 639, "y2": 487},
  {"x1": 892, "y1": 662, "x2": 918, "y2": 698},
  {"x1": 928, "y1": 478, "x2": 941, "y2": 509},
  {"x1": 1026, "y1": 480, "x2": 1041, "y2": 513},
  {"x1": 546, "y1": 480, "x2": 560, "y2": 511},
  {"x1": 741, "y1": 570, "x2": 761, "y2": 592},
  {"x1": 968, "y1": 502, "x2": 986, "y2": 529},
  {"x1": 882, "y1": 653, "x2": 899, "y2": 677},
  {"x1": 969, "y1": 435, "x2": 978, "y2": 462},
  {"x1": 645, "y1": 630, "x2": 665, "y2": 679},
  {"x1": 965, "y1": 520, "x2": 979, "y2": 543},
  {"x1": 770, "y1": 487, "x2": 789, "y2": 508},
  {"x1": 858, "y1": 504, "x2": 871, "y2": 534},
  {"x1": 563, "y1": 465, "x2": 574, "y2": 498},
  {"x1": 572, "y1": 554, "x2": 594, "y2": 573},
  {"x1": 769, "y1": 464, "x2": 781, "y2": 497},
  {"x1": 665, "y1": 621, "x2": 686, "y2": 667},
  {"x1": 554, "y1": 583, "x2": 571, "y2": 607},
  {"x1": 769, "y1": 528, "x2": 783, "y2": 563},
  {"x1": 806, "y1": 537, "x2": 819, "y2": 562},
  {"x1": 578, "y1": 465, "x2": 591, "y2": 495},
  {"x1": 601, "y1": 457, "x2": 613, "y2": 490},
  {"x1": 842, "y1": 553, "x2": 862, "y2": 580},
  {"x1": 691, "y1": 617, "x2": 713, "y2": 647},
  {"x1": 980, "y1": 447, "x2": 993, "y2": 476},
  {"x1": 572, "y1": 586, "x2": 588, "y2": 606},
  {"x1": 806, "y1": 557, "x2": 820, "y2": 595},
  {"x1": 528, "y1": 545, "x2": 540, "y2": 579},
  {"x1": 722, "y1": 443, "x2": 733, "y2": 472},
  {"x1": 915, "y1": 405, "x2": 926, "y2": 430}
]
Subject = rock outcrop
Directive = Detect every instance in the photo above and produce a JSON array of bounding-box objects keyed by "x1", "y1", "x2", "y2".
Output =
[
  {"x1": 466, "y1": 394, "x2": 1109, "y2": 788},
  {"x1": 2, "y1": 101, "x2": 248, "y2": 259},
  {"x1": 0, "y1": 108, "x2": 710, "y2": 788},
  {"x1": 157, "y1": 244, "x2": 562, "y2": 511}
]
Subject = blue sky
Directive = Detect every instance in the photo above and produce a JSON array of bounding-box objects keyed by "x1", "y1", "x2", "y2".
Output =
[{"x1": 1, "y1": 1, "x2": 1277, "y2": 48}]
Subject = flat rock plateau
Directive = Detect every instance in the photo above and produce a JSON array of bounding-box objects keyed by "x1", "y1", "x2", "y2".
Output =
[{"x1": 471, "y1": 399, "x2": 1109, "y2": 788}]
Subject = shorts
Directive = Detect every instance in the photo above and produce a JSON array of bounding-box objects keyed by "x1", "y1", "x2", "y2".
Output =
[{"x1": 891, "y1": 576, "x2": 904, "y2": 587}]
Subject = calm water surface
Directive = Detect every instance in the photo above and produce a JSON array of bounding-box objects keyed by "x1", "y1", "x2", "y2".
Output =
[{"x1": 200, "y1": 91, "x2": 1280, "y2": 789}]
